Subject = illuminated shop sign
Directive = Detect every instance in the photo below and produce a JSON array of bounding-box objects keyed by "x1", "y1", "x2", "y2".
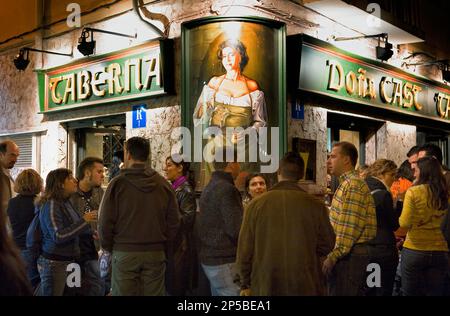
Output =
[
  {"x1": 38, "y1": 40, "x2": 172, "y2": 113},
  {"x1": 292, "y1": 35, "x2": 450, "y2": 123}
]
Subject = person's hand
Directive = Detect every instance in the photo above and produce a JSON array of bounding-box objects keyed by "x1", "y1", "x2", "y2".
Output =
[
  {"x1": 92, "y1": 230, "x2": 99, "y2": 240},
  {"x1": 240, "y1": 289, "x2": 251, "y2": 296},
  {"x1": 322, "y1": 257, "x2": 335, "y2": 277},
  {"x1": 83, "y1": 210, "x2": 98, "y2": 222}
]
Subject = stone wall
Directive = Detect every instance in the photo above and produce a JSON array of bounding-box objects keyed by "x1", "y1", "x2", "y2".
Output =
[
  {"x1": 288, "y1": 102, "x2": 328, "y2": 190},
  {"x1": 0, "y1": 51, "x2": 42, "y2": 134},
  {"x1": 126, "y1": 105, "x2": 181, "y2": 174},
  {"x1": 365, "y1": 121, "x2": 416, "y2": 167}
]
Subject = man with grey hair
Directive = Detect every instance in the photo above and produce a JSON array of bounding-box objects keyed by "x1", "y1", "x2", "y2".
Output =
[{"x1": 0, "y1": 140, "x2": 20, "y2": 228}]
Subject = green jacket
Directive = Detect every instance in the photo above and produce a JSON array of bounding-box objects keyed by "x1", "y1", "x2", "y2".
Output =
[{"x1": 237, "y1": 181, "x2": 335, "y2": 296}]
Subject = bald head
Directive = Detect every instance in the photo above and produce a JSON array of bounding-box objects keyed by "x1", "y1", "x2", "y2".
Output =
[{"x1": 0, "y1": 140, "x2": 20, "y2": 169}]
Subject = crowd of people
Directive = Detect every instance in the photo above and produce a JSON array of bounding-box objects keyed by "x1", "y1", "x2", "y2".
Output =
[{"x1": 0, "y1": 137, "x2": 449, "y2": 296}]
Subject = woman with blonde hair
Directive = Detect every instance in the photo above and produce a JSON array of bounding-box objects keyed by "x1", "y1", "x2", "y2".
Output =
[
  {"x1": 7, "y1": 169, "x2": 43, "y2": 289},
  {"x1": 364, "y1": 159, "x2": 399, "y2": 296}
]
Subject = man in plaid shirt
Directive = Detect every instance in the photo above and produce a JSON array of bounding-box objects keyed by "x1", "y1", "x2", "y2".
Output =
[{"x1": 322, "y1": 141, "x2": 377, "y2": 296}]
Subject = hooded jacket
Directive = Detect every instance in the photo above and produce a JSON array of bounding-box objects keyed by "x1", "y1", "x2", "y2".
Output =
[{"x1": 99, "y1": 163, "x2": 180, "y2": 252}]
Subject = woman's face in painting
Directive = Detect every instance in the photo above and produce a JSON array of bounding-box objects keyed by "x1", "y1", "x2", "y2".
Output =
[{"x1": 221, "y1": 46, "x2": 241, "y2": 73}]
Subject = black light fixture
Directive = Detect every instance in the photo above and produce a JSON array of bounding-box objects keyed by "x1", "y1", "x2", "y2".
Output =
[
  {"x1": 375, "y1": 35, "x2": 394, "y2": 61},
  {"x1": 14, "y1": 49, "x2": 30, "y2": 71},
  {"x1": 13, "y1": 47, "x2": 73, "y2": 71},
  {"x1": 333, "y1": 33, "x2": 394, "y2": 62},
  {"x1": 77, "y1": 27, "x2": 137, "y2": 56}
]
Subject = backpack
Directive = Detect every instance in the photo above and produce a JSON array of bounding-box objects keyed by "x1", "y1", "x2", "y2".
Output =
[{"x1": 25, "y1": 207, "x2": 42, "y2": 264}]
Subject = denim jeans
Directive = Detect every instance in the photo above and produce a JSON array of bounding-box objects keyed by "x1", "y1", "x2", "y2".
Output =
[
  {"x1": 69, "y1": 260, "x2": 104, "y2": 296},
  {"x1": 401, "y1": 247, "x2": 449, "y2": 296},
  {"x1": 201, "y1": 263, "x2": 239, "y2": 296},
  {"x1": 20, "y1": 249, "x2": 40, "y2": 288},
  {"x1": 37, "y1": 256, "x2": 72, "y2": 296}
]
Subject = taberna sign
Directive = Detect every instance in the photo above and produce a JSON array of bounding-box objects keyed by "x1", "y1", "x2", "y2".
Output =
[
  {"x1": 288, "y1": 34, "x2": 450, "y2": 123},
  {"x1": 37, "y1": 40, "x2": 173, "y2": 113}
]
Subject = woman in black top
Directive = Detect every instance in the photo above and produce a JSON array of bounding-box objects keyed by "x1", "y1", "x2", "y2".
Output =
[
  {"x1": 364, "y1": 159, "x2": 399, "y2": 296},
  {"x1": 164, "y1": 155, "x2": 198, "y2": 295},
  {"x1": 7, "y1": 168, "x2": 43, "y2": 289}
]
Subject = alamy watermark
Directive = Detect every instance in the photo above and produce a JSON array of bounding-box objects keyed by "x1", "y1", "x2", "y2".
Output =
[
  {"x1": 170, "y1": 124, "x2": 280, "y2": 173},
  {"x1": 366, "y1": 3, "x2": 381, "y2": 28},
  {"x1": 66, "y1": 263, "x2": 81, "y2": 288},
  {"x1": 66, "y1": 3, "x2": 81, "y2": 28}
]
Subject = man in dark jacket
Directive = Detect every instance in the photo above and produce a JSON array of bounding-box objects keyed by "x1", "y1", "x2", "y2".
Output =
[
  {"x1": 70, "y1": 157, "x2": 105, "y2": 296},
  {"x1": 237, "y1": 152, "x2": 335, "y2": 296},
  {"x1": 99, "y1": 137, "x2": 180, "y2": 296},
  {"x1": 197, "y1": 147, "x2": 243, "y2": 296}
]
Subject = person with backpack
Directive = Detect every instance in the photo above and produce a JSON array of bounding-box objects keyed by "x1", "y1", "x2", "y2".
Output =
[{"x1": 36, "y1": 168, "x2": 92, "y2": 296}]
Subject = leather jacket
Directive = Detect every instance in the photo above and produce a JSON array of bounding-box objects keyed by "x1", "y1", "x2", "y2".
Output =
[{"x1": 174, "y1": 181, "x2": 197, "y2": 232}]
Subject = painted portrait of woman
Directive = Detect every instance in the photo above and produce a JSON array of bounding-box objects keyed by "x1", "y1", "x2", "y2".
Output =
[{"x1": 183, "y1": 18, "x2": 285, "y2": 190}]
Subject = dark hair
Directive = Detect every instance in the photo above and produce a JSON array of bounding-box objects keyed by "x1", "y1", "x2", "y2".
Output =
[
  {"x1": 14, "y1": 169, "x2": 43, "y2": 195},
  {"x1": 77, "y1": 157, "x2": 104, "y2": 180},
  {"x1": 36, "y1": 168, "x2": 73, "y2": 207},
  {"x1": 279, "y1": 152, "x2": 305, "y2": 181},
  {"x1": 0, "y1": 142, "x2": 6, "y2": 154},
  {"x1": 407, "y1": 145, "x2": 421, "y2": 158},
  {"x1": 0, "y1": 140, "x2": 17, "y2": 154},
  {"x1": 244, "y1": 173, "x2": 268, "y2": 200},
  {"x1": 212, "y1": 146, "x2": 238, "y2": 171},
  {"x1": 166, "y1": 154, "x2": 196, "y2": 188},
  {"x1": 416, "y1": 156, "x2": 448, "y2": 211},
  {"x1": 125, "y1": 137, "x2": 150, "y2": 162},
  {"x1": 419, "y1": 143, "x2": 443, "y2": 164},
  {"x1": 334, "y1": 142, "x2": 358, "y2": 167},
  {"x1": 396, "y1": 159, "x2": 414, "y2": 182},
  {"x1": 217, "y1": 40, "x2": 249, "y2": 72}
]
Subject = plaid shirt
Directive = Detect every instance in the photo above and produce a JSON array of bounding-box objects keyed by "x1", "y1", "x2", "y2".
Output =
[{"x1": 327, "y1": 170, "x2": 377, "y2": 264}]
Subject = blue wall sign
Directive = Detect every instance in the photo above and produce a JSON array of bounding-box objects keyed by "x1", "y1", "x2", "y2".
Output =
[
  {"x1": 292, "y1": 101, "x2": 304, "y2": 120},
  {"x1": 132, "y1": 104, "x2": 147, "y2": 128}
]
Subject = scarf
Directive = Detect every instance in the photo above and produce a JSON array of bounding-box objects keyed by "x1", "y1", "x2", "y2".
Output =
[{"x1": 171, "y1": 175, "x2": 187, "y2": 190}]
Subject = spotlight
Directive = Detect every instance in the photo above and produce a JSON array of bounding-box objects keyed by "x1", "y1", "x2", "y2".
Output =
[
  {"x1": 77, "y1": 27, "x2": 137, "y2": 56},
  {"x1": 13, "y1": 49, "x2": 30, "y2": 71},
  {"x1": 376, "y1": 36, "x2": 394, "y2": 62},
  {"x1": 333, "y1": 33, "x2": 394, "y2": 62},
  {"x1": 77, "y1": 29, "x2": 95, "y2": 56},
  {"x1": 376, "y1": 42, "x2": 394, "y2": 62},
  {"x1": 12, "y1": 47, "x2": 72, "y2": 71}
]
